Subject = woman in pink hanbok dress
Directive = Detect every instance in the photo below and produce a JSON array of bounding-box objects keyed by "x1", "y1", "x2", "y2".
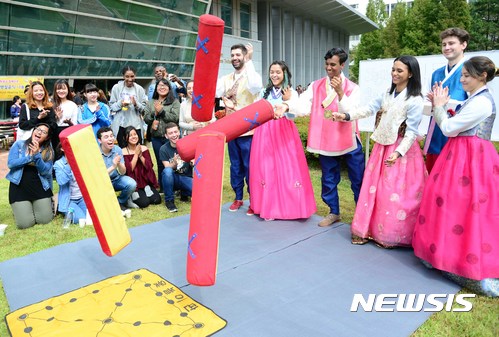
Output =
[
  {"x1": 412, "y1": 56, "x2": 498, "y2": 297},
  {"x1": 333, "y1": 55, "x2": 427, "y2": 248},
  {"x1": 249, "y1": 61, "x2": 316, "y2": 220}
]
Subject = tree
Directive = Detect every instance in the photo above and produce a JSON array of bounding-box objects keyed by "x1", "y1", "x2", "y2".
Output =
[
  {"x1": 401, "y1": 0, "x2": 447, "y2": 55},
  {"x1": 441, "y1": 0, "x2": 471, "y2": 30},
  {"x1": 468, "y1": 0, "x2": 499, "y2": 51},
  {"x1": 351, "y1": 0, "x2": 387, "y2": 81},
  {"x1": 402, "y1": 0, "x2": 472, "y2": 55},
  {"x1": 381, "y1": 2, "x2": 409, "y2": 58}
]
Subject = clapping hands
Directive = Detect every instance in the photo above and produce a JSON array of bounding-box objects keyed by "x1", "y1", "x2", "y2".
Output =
[
  {"x1": 430, "y1": 82, "x2": 450, "y2": 108},
  {"x1": 28, "y1": 139, "x2": 40, "y2": 156}
]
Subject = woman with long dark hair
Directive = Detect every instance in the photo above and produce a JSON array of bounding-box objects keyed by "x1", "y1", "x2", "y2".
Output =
[
  {"x1": 333, "y1": 55, "x2": 427, "y2": 248},
  {"x1": 121, "y1": 126, "x2": 161, "y2": 208},
  {"x1": 249, "y1": 61, "x2": 316, "y2": 220},
  {"x1": 52, "y1": 79, "x2": 78, "y2": 158},
  {"x1": 143, "y1": 78, "x2": 180, "y2": 189},
  {"x1": 7, "y1": 122, "x2": 54, "y2": 229}
]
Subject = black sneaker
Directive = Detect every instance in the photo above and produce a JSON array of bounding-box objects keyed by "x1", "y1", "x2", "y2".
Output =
[
  {"x1": 180, "y1": 195, "x2": 189, "y2": 202},
  {"x1": 119, "y1": 203, "x2": 128, "y2": 211},
  {"x1": 165, "y1": 200, "x2": 177, "y2": 213}
]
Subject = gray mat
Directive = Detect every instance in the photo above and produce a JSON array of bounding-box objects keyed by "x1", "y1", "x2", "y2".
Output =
[{"x1": 0, "y1": 204, "x2": 460, "y2": 336}]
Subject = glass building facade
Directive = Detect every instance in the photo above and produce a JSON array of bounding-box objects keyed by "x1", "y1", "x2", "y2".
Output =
[{"x1": 0, "y1": 0, "x2": 210, "y2": 117}]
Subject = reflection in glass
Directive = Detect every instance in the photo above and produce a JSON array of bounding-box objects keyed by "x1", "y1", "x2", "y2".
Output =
[{"x1": 2, "y1": 1, "x2": 200, "y2": 79}]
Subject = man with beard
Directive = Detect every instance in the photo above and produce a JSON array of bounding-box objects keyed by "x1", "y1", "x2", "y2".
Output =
[
  {"x1": 215, "y1": 43, "x2": 263, "y2": 215},
  {"x1": 147, "y1": 65, "x2": 186, "y2": 100}
]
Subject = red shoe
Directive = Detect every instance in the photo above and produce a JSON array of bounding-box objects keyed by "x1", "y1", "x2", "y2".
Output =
[
  {"x1": 246, "y1": 207, "x2": 255, "y2": 216},
  {"x1": 229, "y1": 200, "x2": 243, "y2": 211}
]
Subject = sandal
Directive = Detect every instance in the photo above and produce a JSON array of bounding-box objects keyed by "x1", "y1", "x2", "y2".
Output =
[
  {"x1": 375, "y1": 242, "x2": 395, "y2": 249},
  {"x1": 351, "y1": 234, "x2": 368, "y2": 245}
]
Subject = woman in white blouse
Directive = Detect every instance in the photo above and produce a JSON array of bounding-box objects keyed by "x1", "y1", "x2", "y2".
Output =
[
  {"x1": 333, "y1": 55, "x2": 427, "y2": 248},
  {"x1": 52, "y1": 79, "x2": 79, "y2": 159}
]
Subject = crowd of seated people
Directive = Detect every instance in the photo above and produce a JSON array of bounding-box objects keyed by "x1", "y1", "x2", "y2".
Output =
[{"x1": 6, "y1": 70, "x2": 205, "y2": 230}]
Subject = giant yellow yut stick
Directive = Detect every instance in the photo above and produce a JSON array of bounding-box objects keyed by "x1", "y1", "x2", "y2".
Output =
[{"x1": 60, "y1": 124, "x2": 131, "y2": 256}]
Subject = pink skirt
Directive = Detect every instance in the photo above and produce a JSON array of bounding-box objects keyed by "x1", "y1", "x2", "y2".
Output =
[
  {"x1": 351, "y1": 138, "x2": 427, "y2": 247},
  {"x1": 249, "y1": 118, "x2": 316, "y2": 219},
  {"x1": 413, "y1": 136, "x2": 499, "y2": 280}
]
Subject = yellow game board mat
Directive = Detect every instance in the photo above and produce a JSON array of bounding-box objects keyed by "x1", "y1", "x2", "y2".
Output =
[{"x1": 6, "y1": 269, "x2": 226, "y2": 337}]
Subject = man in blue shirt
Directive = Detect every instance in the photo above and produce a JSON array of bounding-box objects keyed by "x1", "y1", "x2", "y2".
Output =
[
  {"x1": 147, "y1": 65, "x2": 186, "y2": 100},
  {"x1": 424, "y1": 28, "x2": 469, "y2": 173},
  {"x1": 97, "y1": 126, "x2": 137, "y2": 211}
]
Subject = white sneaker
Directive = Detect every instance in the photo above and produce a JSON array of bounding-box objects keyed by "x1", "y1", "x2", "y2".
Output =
[
  {"x1": 122, "y1": 209, "x2": 132, "y2": 218},
  {"x1": 144, "y1": 185, "x2": 154, "y2": 197}
]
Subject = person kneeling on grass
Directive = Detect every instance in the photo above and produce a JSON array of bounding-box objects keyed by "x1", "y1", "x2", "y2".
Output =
[
  {"x1": 97, "y1": 126, "x2": 137, "y2": 214},
  {"x1": 159, "y1": 122, "x2": 193, "y2": 213},
  {"x1": 7, "y1": 123, "x2": 54, "y2": 229}
]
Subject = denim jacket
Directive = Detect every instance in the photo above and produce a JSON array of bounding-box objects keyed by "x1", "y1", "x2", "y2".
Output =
[
  {"x1": 54, "y1": 156, "x2": 72, "y2": 212},
  {"x1": 6, "y1": 140, "x2": 53, "y2": 191},
  {"x1": 78, "y1": 102, "x2": 112, "y2": 137}
]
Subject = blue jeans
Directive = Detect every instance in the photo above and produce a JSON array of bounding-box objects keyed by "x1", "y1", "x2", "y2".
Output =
[
  {"x1": 319, "y1": 139, "x2": 364, "y2": 215},
  {"x1": 161, "y1": 167, "x2": 192, "y2": 202},
  {"x1": 228, "y1": 135, "x2": 252, "y2": 200},
  {"x1": 112, "y1": 175, "x2": 137, "y2": 205},
  {"x1": 68, "y1": 197, "x2": 87, "y2": 224}
]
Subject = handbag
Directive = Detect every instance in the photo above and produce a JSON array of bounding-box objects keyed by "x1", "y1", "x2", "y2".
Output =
[{"x1": 16, "y1": 104, "x2": 33, "y2": 140}]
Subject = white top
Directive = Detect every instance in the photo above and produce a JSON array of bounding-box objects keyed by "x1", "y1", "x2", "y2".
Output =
[
  {"x1": 179, "y1": 99, "x2": 215, "y2": 133},
  {"x1": 290, "y1": 73, "x2": 361, "y2": 117},
  {"x1": 57, "y1": 100, "x2": 79, "y2": 126},
  {"x1": 434, "y1": 85, "x2": 493, "y2": 137},
  {"x1": 215, "y1": 60, "x2": 263, "y2": 97},
  {"x1": 339, "y1": 88, "x2": 424, "y2": 156}
]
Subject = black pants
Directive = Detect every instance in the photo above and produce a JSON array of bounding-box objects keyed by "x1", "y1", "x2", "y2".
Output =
[{"x1": 132, "y1": 187, "x2": 161, "y2": 208}]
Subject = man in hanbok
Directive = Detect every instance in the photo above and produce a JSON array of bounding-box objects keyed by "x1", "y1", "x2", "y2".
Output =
[
  {"x1": 423, "y1": 28, "x2": 469, "y2": 172},
  {"x1": 215, "y1": 43, "x2": 263, "y2": 215},
  {"x1": 291, "y1": 47, "x2": 364, "y2": 227}
]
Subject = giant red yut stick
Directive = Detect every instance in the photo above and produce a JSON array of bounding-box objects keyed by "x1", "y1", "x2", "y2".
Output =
[
  {"x1": 177, "y1": 99, "x2": 274, "y2": 161},
  {"x1": 186, "y1": 131, "x2": 226, "y2": 286},
  {"x1": 191, "y1": 14, "x2": 225, "y2": 122}
]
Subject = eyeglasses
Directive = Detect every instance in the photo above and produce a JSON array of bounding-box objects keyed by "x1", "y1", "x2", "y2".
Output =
[{"x1": 35, "y1": 127, "x2": 49, "y2": 135}]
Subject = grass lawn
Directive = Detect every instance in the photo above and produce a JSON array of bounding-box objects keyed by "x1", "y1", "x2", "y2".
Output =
[{"x1": 0, "y1": 123, "x2": 497, "y2": 336}]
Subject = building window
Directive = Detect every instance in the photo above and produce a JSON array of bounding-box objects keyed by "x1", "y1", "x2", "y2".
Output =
[
  {"x1": 240, "y1": 2, "x2": 251, "y2": 38},
  {"x1": 221, "y1": 0, "x2": 233, "y2": 35}
]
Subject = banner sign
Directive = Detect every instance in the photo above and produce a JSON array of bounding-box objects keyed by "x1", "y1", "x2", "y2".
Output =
[{"x1": 0, "y1": 77, "x2": 44, "y2": 101}]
